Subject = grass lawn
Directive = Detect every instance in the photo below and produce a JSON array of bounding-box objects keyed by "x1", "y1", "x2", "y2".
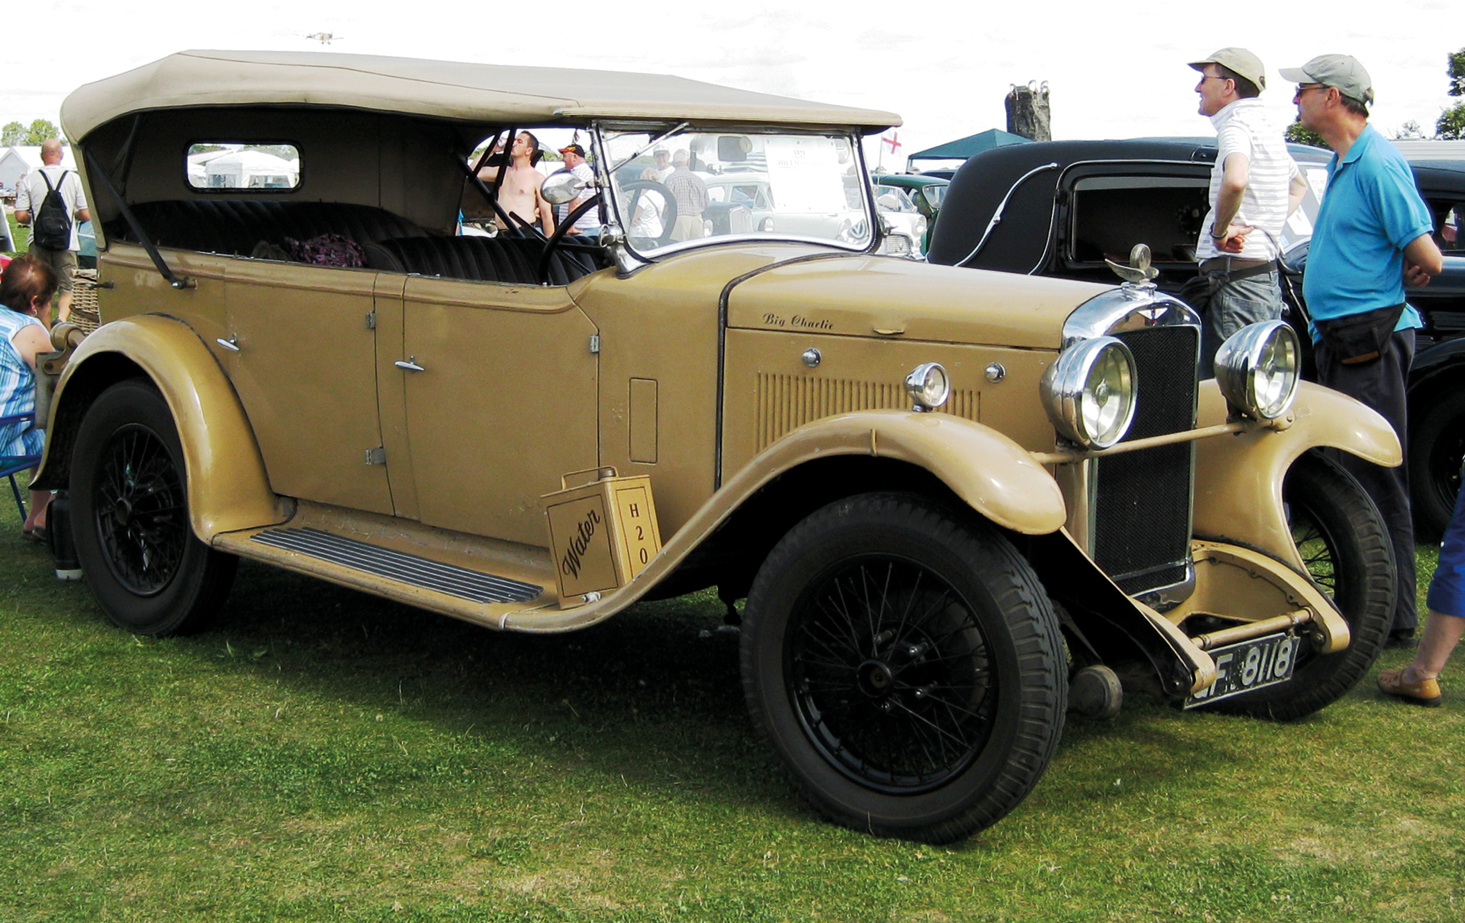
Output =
[
  {"x1": 0, "y1": 496, "x2": 1460, "y2": 922},
  {"x1": 5, "y1": 210, "x2": 22, "y2": 256}
]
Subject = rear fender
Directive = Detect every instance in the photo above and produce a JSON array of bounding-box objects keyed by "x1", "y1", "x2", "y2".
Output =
[{"x1": 35, "y1": 314, "x2": 285, "y2": 541}]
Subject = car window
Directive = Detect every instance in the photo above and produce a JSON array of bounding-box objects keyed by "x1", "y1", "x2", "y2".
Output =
[
  {"x1": 186, "y1": 143, "x2": 300, "y2": 190},
  {"x1": 1434, "y1": 204, "x2": 1462, "y2": 252},
  {"x1": 1067, "y1": 174, "x2": 1209, "y2": 264}
]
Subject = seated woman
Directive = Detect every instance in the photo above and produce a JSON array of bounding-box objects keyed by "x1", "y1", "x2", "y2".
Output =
[{"x1": 0, "y1": 255, "x2": 58, "y2": 539}]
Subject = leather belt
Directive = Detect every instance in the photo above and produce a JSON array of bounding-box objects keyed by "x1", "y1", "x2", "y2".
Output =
[{"x1": 1200, "y1": 256, "x2": 1272, "y2": 272}]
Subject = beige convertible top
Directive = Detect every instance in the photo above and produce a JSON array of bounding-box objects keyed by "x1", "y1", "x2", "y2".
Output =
[{"x1": 62, "y1": 50, "x2": 902, "y2": 141}]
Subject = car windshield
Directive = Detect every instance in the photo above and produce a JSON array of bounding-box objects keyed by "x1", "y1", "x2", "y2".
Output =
[
  {"x1": 1282, "y1": 163, "x2": 1330, "y2": 251},
  {"x1": 602, "y1": 128, "x2": 873, "y2": 256}
]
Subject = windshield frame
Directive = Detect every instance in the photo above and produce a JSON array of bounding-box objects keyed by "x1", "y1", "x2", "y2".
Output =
[{"x1": 596, "y1": 123, "x2": 881, "y2": 261}]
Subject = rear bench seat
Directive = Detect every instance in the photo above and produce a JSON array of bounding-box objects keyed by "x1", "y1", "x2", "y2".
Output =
[
  {"x1": 109, "y1": 199, "x2": 606, "y2": 286},
  {"x1": 362, "y1": 235, "x2": 606, "y2": 286},
  {"x1": 111, "y1": 199, "x2": 429, "y2": 256}
]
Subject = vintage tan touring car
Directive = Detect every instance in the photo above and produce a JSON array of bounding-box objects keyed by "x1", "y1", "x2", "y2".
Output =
[{"x1": 38, "y1": 51, "x2": 1399, "y2": 843}]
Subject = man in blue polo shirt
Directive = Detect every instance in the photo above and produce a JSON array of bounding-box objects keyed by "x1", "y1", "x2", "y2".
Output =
[{"x1": 1283, "y1": 54, "x2": 1444, "y2": 648}]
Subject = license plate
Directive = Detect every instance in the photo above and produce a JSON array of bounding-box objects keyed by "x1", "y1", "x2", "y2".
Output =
[{"x1": 1185, "y1": 632, "x2": 1300, "y2": 708}]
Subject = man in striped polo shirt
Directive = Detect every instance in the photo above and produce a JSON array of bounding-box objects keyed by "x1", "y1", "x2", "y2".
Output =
[{"x1": 1189, "y1": 48, "x2": 1308, "y2": 376}]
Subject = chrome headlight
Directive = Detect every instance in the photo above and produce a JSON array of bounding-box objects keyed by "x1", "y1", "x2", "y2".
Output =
[
  {"x1": 905, "y1": 362, "x2": 950, "y2": 412},
  {"x1": 1214, "y1": 321, "x2": 1300, "y2": 420},
  {"x1": 1041, "y1": 336, "x2": 1137, "y2": 449}
]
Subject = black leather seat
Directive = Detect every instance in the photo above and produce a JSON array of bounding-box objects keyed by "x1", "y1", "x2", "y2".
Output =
[
  {"x1": 363, "y1": 235, "x2": 604, "y2": 286},
  {"x1": 114, "y1": 200, "x2": 428, "y2": 256}
]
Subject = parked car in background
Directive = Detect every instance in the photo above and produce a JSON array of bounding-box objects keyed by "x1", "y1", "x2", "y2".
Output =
[
  {"x1": 929, "y1": 139, "x2": 1465, "y2": 540},
  {"x1": 871, "y1": 183, "x2": 926, "y2": 257},
  {"x1": 1401, "y1": 158, "x2": 1465, "y2": 539},
  {"x1": 873, "y1": 172, "x2": 948, "y2": 252},
  {"x1": 40, "y1": 51, "x2": 1401, "y2": 845},
  {"x1": 78, "y1": 219, "x2": 96, "y2": 268}
]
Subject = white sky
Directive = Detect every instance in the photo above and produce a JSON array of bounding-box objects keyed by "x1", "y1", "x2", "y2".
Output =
[{"x1": 4, "y1": 0, "x2": 1462, "y2": 168}]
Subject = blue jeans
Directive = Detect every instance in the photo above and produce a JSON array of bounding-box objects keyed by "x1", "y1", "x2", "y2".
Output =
[{"x1": 1199, "y1": 267, "x2": 1283, "y2": 377}]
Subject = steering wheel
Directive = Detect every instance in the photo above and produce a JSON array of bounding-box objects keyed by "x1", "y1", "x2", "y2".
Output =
[
  {"x1": 618, "y1": 180, "x2": 679, "y2": 248},
  {"x1": 537, "y1": 192, "x2": 603, "y2": 283}
]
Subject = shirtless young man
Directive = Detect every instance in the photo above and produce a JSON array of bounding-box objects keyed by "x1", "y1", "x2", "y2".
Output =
[{"x1": 477, "y1": 131, "x2": 554, "y2": 235}]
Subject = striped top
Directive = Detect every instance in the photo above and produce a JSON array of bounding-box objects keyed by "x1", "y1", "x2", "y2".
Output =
[
  {"x1": 0, "y1": 308, "x2": 45, "y2": 457},
  {"x1": 1197, "y1": 99, "x2": 1301, "y2": 262}
]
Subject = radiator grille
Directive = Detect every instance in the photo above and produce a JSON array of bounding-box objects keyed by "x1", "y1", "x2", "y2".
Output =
[
  {"x1": 755, "y1": 374, "x2": 977, "y2": 452},
  {"x1": 1092, "y1": 326, "x2": 1199, "y2": 596}
]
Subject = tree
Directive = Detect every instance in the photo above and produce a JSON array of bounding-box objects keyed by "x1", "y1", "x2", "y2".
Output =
[
  {"x1": 1285, "y1": 119, "x2": 1327, "y2": 149},
  {"x1": 1439, "y1": 47, "x2": 1465, "y2": 140},
  {"x1": 1, "y1": 121, "x2": 24, "y2": 146},
  {"x1": 25, "y1": 119, "x2": 60, "y2": 145},
  {"x1": 1440, "y1": 107, "x2": 1465, "y2": 140},
  {"x1": 1394, "y1": 120, "x2": 1426, "y2": 140}
]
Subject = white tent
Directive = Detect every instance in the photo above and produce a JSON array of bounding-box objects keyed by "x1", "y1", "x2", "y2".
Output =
[
  {"x1": 1, "y1": 145, "x2": 79, "y2": 194},
  {"x1": 202, "y1": 149, "x2": 298, "y2": 189}
]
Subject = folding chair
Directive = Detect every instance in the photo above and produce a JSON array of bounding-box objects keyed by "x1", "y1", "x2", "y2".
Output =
[{"x1": 0, "y1": 412, "x2": 43, "y2": 522}]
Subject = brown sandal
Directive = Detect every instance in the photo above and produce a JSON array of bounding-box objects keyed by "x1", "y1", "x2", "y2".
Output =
[{"x1": 1377, "y1": 668, "x2": 1442, "y2": 707}]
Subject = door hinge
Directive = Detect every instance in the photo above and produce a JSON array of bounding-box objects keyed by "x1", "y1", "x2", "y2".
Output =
[
  {"x1": 365, "y1": 311, "x2": 376, "y2": 330},
  {"x1": 364, "y1": 446, "x2": 387, "y2": 466},
  {"x1": 589, "y1": 334, "x2": 600, "y2": 354}
]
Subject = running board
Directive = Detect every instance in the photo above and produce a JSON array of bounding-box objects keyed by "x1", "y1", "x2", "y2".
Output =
[
  {"x1": 213, "y1": 504, "x2": 563, "y2": 630},
  {"x1": 249, "y1": 528, "x2": 541, "y2": 604}
]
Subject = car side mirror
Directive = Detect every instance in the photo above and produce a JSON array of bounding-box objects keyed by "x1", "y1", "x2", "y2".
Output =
[{"x1": 542, "y1": 171, "x2": 585, "y2": 205}]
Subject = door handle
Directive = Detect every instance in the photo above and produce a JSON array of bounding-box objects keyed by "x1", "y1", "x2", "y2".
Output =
[
  {"x1": 395, "y1": 357, "x2": 425, "y2": 372},
  {"x1": 216, "y1": 335, "x2": 240, "y2": 352}
]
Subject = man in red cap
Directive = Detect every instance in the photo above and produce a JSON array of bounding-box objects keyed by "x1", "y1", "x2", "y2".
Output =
[{"x1": 558, "y1": 143, "x2": 601, "y2": 237}]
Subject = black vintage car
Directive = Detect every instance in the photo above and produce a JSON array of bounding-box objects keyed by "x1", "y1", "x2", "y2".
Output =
[{"x1": 928, "y1": 139, "x2": 1465, "y2": 540}]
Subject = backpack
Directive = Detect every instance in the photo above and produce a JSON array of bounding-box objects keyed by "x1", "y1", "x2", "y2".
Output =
[{"x1": 32, "y1": 170, "x2": 73, "y2": 250}]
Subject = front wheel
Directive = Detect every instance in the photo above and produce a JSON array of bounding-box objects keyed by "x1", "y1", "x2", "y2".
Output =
[
  {"x1": 70, "y1": 379, "x2": 237, "y2": 636},
  {"x1": 740, "y1": 494, "x2": 1066, "y2": 843},
  {"x1": 1223, "y1": 452, "x2": 1394, "y2": 719}
]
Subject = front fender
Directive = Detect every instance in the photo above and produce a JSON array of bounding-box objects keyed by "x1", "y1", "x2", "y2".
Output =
[
  {"x1": 1194, "y1": 379, "x2": 1399, "y2": 569},
  {"x1": 499, "y1": 409, "x2": 1066, "y2": 632},
  {"x1": 751, "y1": 409, "x2": 1069, "y2": 535},
  {"x1": 35, "y1": 314, "x2": 284, "y2": 541}
]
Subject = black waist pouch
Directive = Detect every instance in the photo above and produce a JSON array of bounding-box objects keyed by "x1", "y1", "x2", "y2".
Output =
[{"x1": 1315, "y1": 302, "x2": 1406, "y2": 365}]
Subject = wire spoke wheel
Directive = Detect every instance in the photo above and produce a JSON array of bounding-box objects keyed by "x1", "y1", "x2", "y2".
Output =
[
  {"x1": 742, "y1": 494, "x2": 1065, "y2": 843},
  {"x1": 71, "y1": 380, "x2": 237, "y2": 636},
  {"x1": 94, "y1": 424, "x2": 189, "y2": 595},
  {"x1": 788, "y1": 557, "x2": 995, "y2": 793},
  {"x1": 1221, "y1": 452, "x2": 1394, "y2": 719}
]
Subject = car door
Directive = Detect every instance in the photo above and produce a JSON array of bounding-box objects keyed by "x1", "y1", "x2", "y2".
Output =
[
  {"x1": 388, "y1": 277, "x2": 600, "y2": 546},
  {"x1": 220, "y1": 260, "x2": 396, "y2": 515}
]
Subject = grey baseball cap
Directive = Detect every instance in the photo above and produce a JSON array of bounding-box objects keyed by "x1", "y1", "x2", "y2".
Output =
[
  {"x1": 1280, "y1": 54, "x2": 1374, "y2": 106},
  {"x1": 1189, "y1": 47, "x2": 1267, "y2": 91}
]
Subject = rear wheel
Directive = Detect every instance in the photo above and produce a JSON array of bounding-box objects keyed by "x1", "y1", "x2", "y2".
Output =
[
  {"x1": 71, "y1": 380, "x2": 237, "y2": 636},
  {"x1": 1224, "y1": 452, "x2": 1394, "y2": 719},
  {"x1": 1408, "y1": 388, "x2": 1465, "y2": 543},
  {"x1": 741, "y1": 494, "x2": 1065, "y2": 843}
]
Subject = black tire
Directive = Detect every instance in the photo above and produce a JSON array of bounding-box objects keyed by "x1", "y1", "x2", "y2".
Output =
[
  {"x1": 740, "y1": 494, "x2": 1066, "y2": 843},
  {"x1": 71, "y1": 379, "x2": 237, "y2": 636},
  {"x1": 1224, "y1": 452, "x2": 1394, "y2": 720},
  {"x1": 1408, "y1": 387, "x2": 1465, "y2": 543}
]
